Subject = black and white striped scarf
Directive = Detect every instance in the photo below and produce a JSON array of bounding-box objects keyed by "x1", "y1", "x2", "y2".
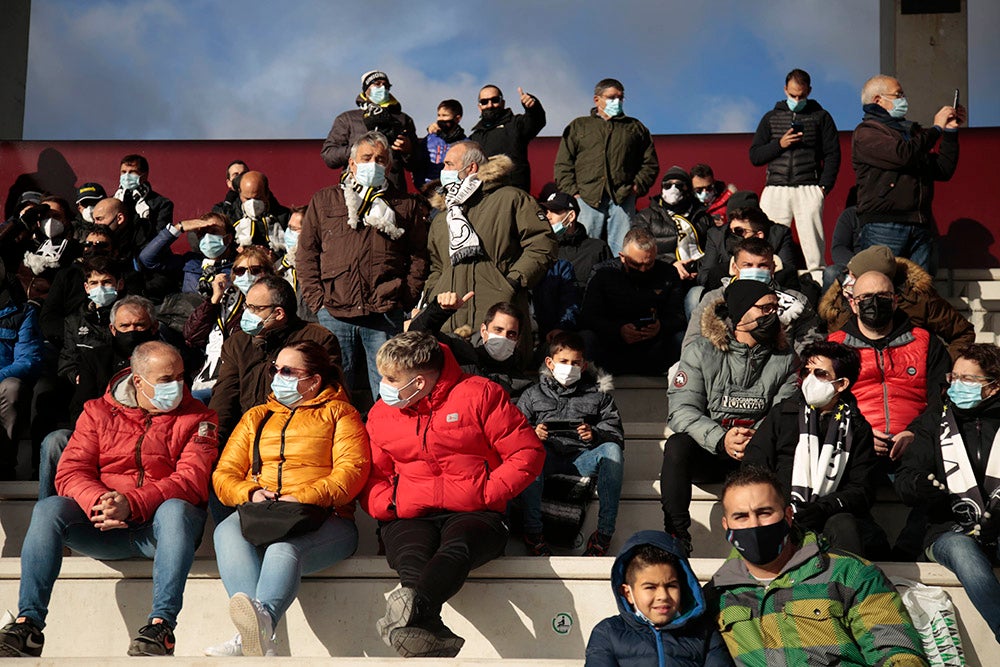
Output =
[
  {"x1": 444, "y1": 176, "x2": 485, "y2": 266},
  {"x1": 790, "y1": 401, "x2": 854, "y2": 507},
  {"x1": 939, "y1": 404, "x2": 1000, "y2": 538}
]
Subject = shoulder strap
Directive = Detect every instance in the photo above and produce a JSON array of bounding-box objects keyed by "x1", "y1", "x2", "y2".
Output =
[{"x1": 251, "y1": 411, "x2": 274, "y2": 479}]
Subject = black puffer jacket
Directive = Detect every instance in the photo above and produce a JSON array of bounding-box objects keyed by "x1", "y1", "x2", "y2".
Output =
[
  {"x1": 516, "y1": 366, "x2": 622, "y2": 458},
  {"x1": 469, "y1": 101, "x2": 546, "y2": 191},
  {"x1": 557, "y1": 223, "x2": 613, "y2": 290},
  {"x1": 631, "y1": 197, "x2": 712, "y2": 263},
  {"x1": 749, "y1": 100, "x2": 840, "y2": 189}
]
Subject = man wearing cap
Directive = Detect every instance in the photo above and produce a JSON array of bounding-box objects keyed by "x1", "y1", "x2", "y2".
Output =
[
  {"x1": 540, "y1": 192, "x2": 612, "y2": 292},
  {"x1": 74, "y1": 183, "x2": 106, "y2": 228},
  {"x1": 749, "y1": 68, "x2": 840, "y2": 280},
  {"x1": 820, "y1": 245, "x2": 974, "y2": 361},
  {"x1": 468, "y1": 84, "x2": 545, "y2": 191},
  {"x1": 321, "y1": 70, "x2": 419, "y2": 192},
  {"x1": 661, "y1": 279, "x2": 796, "y2": 553},
  {"x1": 554, "y1": 78, "x2": 659, "y2": 255}
]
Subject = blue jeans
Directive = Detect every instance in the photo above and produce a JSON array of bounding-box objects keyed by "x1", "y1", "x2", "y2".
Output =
[
  {"x1": 576, "y1": 194, "x2": 636, "y2": 256},
  {"x1": 858, "y1": 222, "x2": 937, "y2": 275},
  {"x1": 930, "y1": 531, "x2": 1000, "y2": 642},
  {"x1": 38, "y1": 429, "x2": 71, "y2": 501},
  {"x1": 684, "y1": 285, "x2": 704, "y2": 320},
  {"x1": 316, "y1": 308, "x2": 404, "y2": 401},
  {"x1": 214, "y1": 511, "x2": 358, "y2": 624},
  {"x1": 18, "y1": 496, "x2": 205, "y2": 629},
  {"x1": 521, "y1": 441, "x2": 624, "y2": 536}
]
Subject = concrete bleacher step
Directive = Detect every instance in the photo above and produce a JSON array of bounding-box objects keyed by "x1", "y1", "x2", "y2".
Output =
[{"x1": 0, "y1": 557, "x2": 989, "y2": 664}]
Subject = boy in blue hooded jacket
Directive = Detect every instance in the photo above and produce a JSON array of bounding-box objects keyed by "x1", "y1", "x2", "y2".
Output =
[{"x1": 585, "y1": 530, "x2": 732, "y2": 667}]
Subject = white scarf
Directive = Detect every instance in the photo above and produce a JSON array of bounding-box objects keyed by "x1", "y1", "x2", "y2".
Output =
[
  {"x1": 790, "y1": 402, "x2": 854, "y2": 506},
  {"x1": 672, "y1": 213, "x2": 704, "y2": 262},
  {"x1": 114, "y1": 182, "x2": 152, "y2": 219},
  {"x1": 939, "y1": 404, "x2": 1000, "y2": 537},
  {"x1": 444, "y1": 176, "x2": 485, "y2": 265},
  {"x1": 341, "y1": 173, "x2": 403, "y2": 240},
  {"x1": 23, "y1": 238, "x2": 69, "y2": 275}
]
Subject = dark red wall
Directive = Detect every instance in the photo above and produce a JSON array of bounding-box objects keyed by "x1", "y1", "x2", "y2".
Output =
[{"x1": 2, "y1": 128, "x2": 997, "y2": 268}]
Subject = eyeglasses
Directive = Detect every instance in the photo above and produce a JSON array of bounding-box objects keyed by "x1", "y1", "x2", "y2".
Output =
[
  {"x1": 753, "y1": 303, "x2": 779, "y2": 315},
  {"x1": 269, "y1": 363, "x2": 310, "y2": 379},
  {"x1": 799, "y1": 367, "x2": 840, "y2": 382},
  {"x1": 882, "y1": 90, "x2": 905, "y2": 99},
  {"x1": 244, "y1": 302, "x2": 277, "y2": 314},
  {"x1": 947, "y1": 373, "x2": 996, "y2": 385},
  {"x1": 478, "y1": 96, "x2": 503, "y2": 106},
  {"x1": 83, "y1": 241, "x2": 110, "y2": 249},
  {"x1": 232, "y1": 265, "x2": 266, "y2": 277},
  {"x1": 850, "y1": 291, "x2": 894, "y2": 302}
]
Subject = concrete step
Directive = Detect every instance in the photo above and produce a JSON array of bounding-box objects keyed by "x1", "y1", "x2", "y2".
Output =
[
  {"x1": 0, "y1": 557, "x2": 989, "y2": 664},
  {"x1": 610, "y1": 376, "x2": 669, "y2": 426}
]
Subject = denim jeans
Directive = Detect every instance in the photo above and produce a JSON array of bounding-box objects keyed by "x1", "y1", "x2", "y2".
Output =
[
  {"x1": 930, "y1": 531, "x2": 1000, "y2": 642},
  {"x1": 575, "y1": 194, "x2": 636, "y2": 256},
  {"x1": 38, "y1": 429, "x2": 71, "y2": 501},
  {"x1": 214, "y1": 511, "x2": 358, "y2": 625},
  {"x1": 316, "y1": 308, "x2": 404, "y2": 401},
  {"x1": 521, "y1": 442, "x2": 624, "y2": 536},
  {"x1": 18, "y1": 496, "x2": 205, "y2": 629},
  {"x1": 858, "y1": 222, "x2": 937, "y2": 275}
]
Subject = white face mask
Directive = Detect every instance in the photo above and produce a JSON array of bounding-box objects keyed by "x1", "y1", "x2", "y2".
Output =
[
  {"x1": 801, "y1": 372, "x2": 839, "y2": 409},
  {"x1": 81, "y1": 206, "x2": 95, "y2": 223},
  {"x1": 41, "y1": 218, "x2": 65, "y2": 239},
  {"x1": 662, "y1": 184, "x2": 684, "y2": 206},
  {"x1": 483, "y1": 332, "x2": 517, "y2": 361},
  {"x1": 242, "y1": 198, "x2": 266, "y2": 220},
  {"x1": 552, "y1": 363, "x2": 582, "y2": 387}
]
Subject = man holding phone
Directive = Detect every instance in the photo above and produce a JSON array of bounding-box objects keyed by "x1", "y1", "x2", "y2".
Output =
[{"x1": 749, "y1": 69, "x2": 841, "y2": 281}]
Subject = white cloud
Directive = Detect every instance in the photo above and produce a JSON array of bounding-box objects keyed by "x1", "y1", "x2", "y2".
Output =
[{"x1": 691, "y1": 96, "x2": 761, "y2": 133}]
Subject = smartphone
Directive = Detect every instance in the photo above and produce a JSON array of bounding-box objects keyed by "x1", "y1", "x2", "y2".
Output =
[
  {"x1": 545, "y1": 420, "x2": 583, "y2": 435},
  {"x1": 790, "y1": 120, "x2": 804, "y2": 134},
  {"x1": 633, "y1": 315, "x2": 657, "y2": 328},
  {"x1": 952, "y1": 88, "x2": 960, "y2": 109}
]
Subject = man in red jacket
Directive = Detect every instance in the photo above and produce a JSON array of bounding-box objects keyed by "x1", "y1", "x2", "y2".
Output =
[
  {"x1": 362, "y1": 331, "x2": 544, "y2": 658},
  {"x1": 0, "y1": 342, "x2": 218, "y2": 658}
]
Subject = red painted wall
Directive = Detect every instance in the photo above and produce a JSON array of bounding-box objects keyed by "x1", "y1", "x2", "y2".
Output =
[{"x1": 2, "y1": 128, "x2": 997, "y2": 268}]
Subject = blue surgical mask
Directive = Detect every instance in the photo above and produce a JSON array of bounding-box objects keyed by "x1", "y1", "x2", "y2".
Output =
[
  {"x1": 355, "y1": 161, "x2": 387, "y2": 189},
  {"x1": 889, "y1": 96, "x2": 908, "y2": 119},
  {"x1": 739, "y1": 268, "x2": 772, "y2": 284},
  {"x1": 120, "y1": 172, "x2": 141, "y2": 191},
  {"x1": 380, "y1": 376, "x2": 419, "y2": 409},
  {"x1": 696, "y1": 189, "x2": 714, "y2": 205},
  {"x1": 271, "y1": 373, "x2": 305, "y2": 407},
  {"x1": 138, "y1": 376, "x2": 183, "y2": 412},
  {"x1": 240, "y1": 310, "x2": 271, "y2": 336},
  {"x1": 368, "y1": 85, "x2": 388, "y2": 104},
  {"x1": 948, "y1": 380, "x2": 985, "y2": 410},
  {"x1": 87, "y1": 285, "x2": 118, "y2": 308},
  {"x1": 786, "y1": 97, "x2": 806, "y2": 112},
  {"x1": 284, "y1": 229, "x2": 299, "y2": 251},
  {"x1": 439, "y1": 169, "x2": 460, "y2": 187},
  {"x1": 550, "y1": 212, "x2": 570, "y2": 237},
  {"x1": 199, "y1": 233, "x2": 227, "y2": 259},
  {"x1": 603, "y1": 98, "x2": 622, "y2": 117},
  {"x1": 233, "y1": 272, "x2": 257, "y2": 295}
]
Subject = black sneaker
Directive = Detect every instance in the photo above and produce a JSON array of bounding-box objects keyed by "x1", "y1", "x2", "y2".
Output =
[
  {"x1": 0, "y1": 619, "x2": 45, "y2": 657},
  {"x1": 523, "y1": 532, "x2": 553, "y2": 556},
  {"x1": 582, "y1": 530, "x2": 614, "y2": 557},
  {"x1": 127, "y1": 622, "x2": 175, "y2": 656}
]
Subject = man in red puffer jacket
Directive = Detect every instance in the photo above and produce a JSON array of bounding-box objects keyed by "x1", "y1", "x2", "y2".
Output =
[
  {"x1": 0, "y1": 341, "x2": 217, "y2": 659},
  {"x1": 362, "y1": 331, "x2": 543, "y2": 659}
]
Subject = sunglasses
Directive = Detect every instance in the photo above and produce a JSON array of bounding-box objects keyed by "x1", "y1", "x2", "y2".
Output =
[
  {"x1": 799, "y1": 367, "x2": 839, "y2": 382},
  {"x1": 478, "y1": 96, "x2": 503, "y2": 105},
  {"x1": 83, "y1": 241, "x2": 111, "y2": 249},
  {"x1": 269, "y1": 363, "x2": 311, "y2": 379},
  {"x1": 730, "y1": 226, "x2": 758, "y2": 238},
  {"x1": 232, "y1": 265, "x2": 266, "y2": 277}
]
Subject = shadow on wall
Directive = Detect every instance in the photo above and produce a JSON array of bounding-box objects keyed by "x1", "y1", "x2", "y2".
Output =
[
  {"x1": 3, "y1": 148, "x2": 78, "y2": 220},
  {"x1": 940, "y1": 218, "x2": 997, "y2": 269}
]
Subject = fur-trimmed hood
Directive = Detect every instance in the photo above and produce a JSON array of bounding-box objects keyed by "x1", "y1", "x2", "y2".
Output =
[
  {"x1": 819, "y1": 256, "x2": 933, "y2": 328},
  {"x1": 427, "y1": 154, "x2": 515, "y2": 209},
  {"x1": 699, "y1": 297, "x2": 789, "y2": 353}
]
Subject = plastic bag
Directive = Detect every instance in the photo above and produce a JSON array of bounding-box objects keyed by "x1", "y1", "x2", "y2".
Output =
[{"x1": 891, "y1": 577, "x2": 965, "y2": 667}]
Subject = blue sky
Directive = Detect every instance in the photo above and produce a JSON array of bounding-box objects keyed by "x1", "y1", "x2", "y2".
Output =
[{"x1": 22, "y1": 0, "x2": 1000, "y2": 140}]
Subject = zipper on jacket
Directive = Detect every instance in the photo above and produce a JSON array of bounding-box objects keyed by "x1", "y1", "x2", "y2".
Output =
[
  {"x1": 276, "y1": 408, "x2": 298, "y2": 495},
  {"x1": 876, "y1": 348, "x2": 890, "y2": 432},
  {"x1": 134, "y1": 413, "x2": 152, "y2": 488}
]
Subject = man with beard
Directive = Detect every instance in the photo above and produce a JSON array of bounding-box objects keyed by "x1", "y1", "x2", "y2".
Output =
[
  {"x1": 468, "y1": 85, "x2": 545, "y2": 191},
  {"x1": 413, "y1": 100, "x2": 466, "y2": 188},
  {"x1": 660, "y1": 280, "x2": 796, "y2": 554},
  {"x1": 321, "y1": 70, "x2": 418, "y2": 192},
  {"x1": 38, "y1": 295, "x2": 160, "y2": 499}
]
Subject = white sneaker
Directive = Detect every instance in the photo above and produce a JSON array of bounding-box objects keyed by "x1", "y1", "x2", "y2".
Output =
[
  {"x1": 204, "y1": 633, "x2": 242, "y2": 657},
  {"x1": 229, "y1": 593, "x2": 277, "y2": 657}
]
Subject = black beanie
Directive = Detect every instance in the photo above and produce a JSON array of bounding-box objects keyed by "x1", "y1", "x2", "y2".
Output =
[
  {"x1": 661, "y1": 165, "x2": 691, "y2": 190},
  {"x1": 725, "y1": 279, "x2": 775, "y2": 324},
  {"x1": 726, "y1": 190, "x2": 760, "y2": 218}
]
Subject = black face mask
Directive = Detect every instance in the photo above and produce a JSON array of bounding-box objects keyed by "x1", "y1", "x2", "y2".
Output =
[
  {"x1": 749, "y1": 312, "x2": 780, "y2": 344},
  {"x1": 856, "y1": 294, "x2": 894, "y2": 329},
  {"x1": 437, "y1": 120, "x2": 455, "y2": 133},
  {"x1": 112, "y1": 329, "x2": 156, "y2": 358},
  {"x1": 480, "y1": 107, "x2": 505, "y2": 125},
  {"x1": 726, "y1": 518, "x2": 790, "y2": 566}
]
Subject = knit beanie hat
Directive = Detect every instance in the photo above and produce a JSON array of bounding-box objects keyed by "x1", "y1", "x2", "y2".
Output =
[
  {"x1": 848, "y1": 245, "x2": 897, "y2": 280},
  {"x1": 361, "y1": 70, "x2": 390, "y2": 91},
  {"x1": 661, "y1": 165, "x2": 691, "y2": 190},
  {"x1": 726, "y1": 190, "x2": 761, "y2": 218},
  {"x1": 725, "y1": 279, "x2": 775, "y2": 324}
]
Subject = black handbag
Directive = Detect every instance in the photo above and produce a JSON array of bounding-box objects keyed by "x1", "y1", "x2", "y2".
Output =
[{"x1": 236, "y1": 411, "x2": 330, "y2": 546}]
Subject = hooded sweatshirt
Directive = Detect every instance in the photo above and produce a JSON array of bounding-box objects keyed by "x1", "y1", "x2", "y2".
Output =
[{"x1": 585, "y1": 530, "x2": 733, "y2": 667}]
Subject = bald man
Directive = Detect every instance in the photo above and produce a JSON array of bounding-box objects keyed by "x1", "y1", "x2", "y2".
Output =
[
  {"x1": 828, "y1": 270, "x2": 949, "y2": 462},
  {"x1": 0, "y1": 341, "x2": 217, "y2": 657},
  {"x1": 234, "y1": 170, "x2": 290, "y2": 251}
]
